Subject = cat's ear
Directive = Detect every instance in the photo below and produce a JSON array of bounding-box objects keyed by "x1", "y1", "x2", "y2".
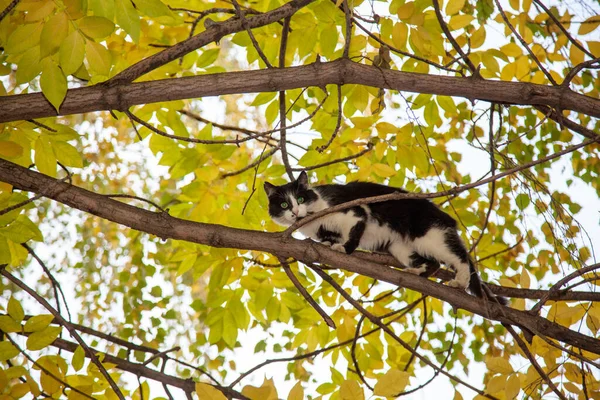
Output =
[
  {"x1": 264, "y1": 182, "x2": 276, "y2": 197},
  {"x1": 297, "y1": 171, "x2": 309, "y2": 188}
]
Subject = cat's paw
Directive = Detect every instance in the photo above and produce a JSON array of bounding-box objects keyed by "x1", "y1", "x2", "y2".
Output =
[
  {"x1": 447, "y1": 279, "x2": 468, "y2": 290},
  {"x1": 321, "y1": 241, "x2": 332, "y2": 247},
  {"x1": 331, "y1": 243, "x2": 346, "y2": 253},
  {"x1": 406, "y1": 264, "x2": 428, "y2": 275}
]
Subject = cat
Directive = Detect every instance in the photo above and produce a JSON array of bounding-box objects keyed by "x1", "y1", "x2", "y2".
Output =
[{"x1": 265, "y1": 171, "x2": 505, "y2": 304}]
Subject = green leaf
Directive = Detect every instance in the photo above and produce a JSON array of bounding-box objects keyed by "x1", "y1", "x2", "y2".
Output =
[
  {"x1": 0, "y1": 215, "x2": 44, "y2": 243},
  {"x1": 23, "y1": 315, "x2": 54, "y2": 333},
  {"x1": 222, "y1": 310, "x2": 237, "y2": 347},
  {"x1": 373, "y1": 370, "x2": 410, "y2": 396},
  {"x1": 89, "y1": 0, "x2": 114, "y2": 20},
  {"x1": 53, "y1": 142, "x2": 83, "y2": 168},
  {"x1": 26, "y1": 326, "x2": 61, "y2": 351},
  {"x1": 196, "y1": 49, "x2": 220, "y2": 69},
  {"x1": 78, "y1": 16, "x2": 115, "y2": 39},
  {"x1": 59, "y1": 31, "x2": 86, "y2": 76},
  {"x1": 40, "y1": 12, "x2": 69, "y2": 58},
  {"x1": 135, "y1": 0, "x2": 173, "y2": 18},
  {"x1": 0, "y1": 342, "x2": 19, "y2": 362},
  {"x1": 72, "y1": 345, "x2": 85, "y2": 371},
  {"x1": 40, "y1": 60, "x2": 67, "y2": 112},
  {"x1": 8, "y1": 297, "x2": 25, "y2": 322},
  {"x1": 115, "y1": 0, "x2": 140, "y2": 43},
  {"x1": 16, "y1": 46, "x2": 42, "y2": 84},
  {"x1": 85, "y1": 40, "x2": 112, "y2": 77},
  {"x1": 516, "y1": 193, "x2": 530, "y2": 210},
  {"x1": 5, "y1": 22, "x2": 43, "y2": 54},
  {"x1": 34, "y1": 135, "x2": 57, "y2": 177},
  {"x1": 0, "y1": 237, "x2": 10, "y2": 264}
]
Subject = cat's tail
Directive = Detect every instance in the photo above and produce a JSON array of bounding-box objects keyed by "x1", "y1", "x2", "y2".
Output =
[{"x1": 468, "y1": 258, "x2": 508, "y2": 306}]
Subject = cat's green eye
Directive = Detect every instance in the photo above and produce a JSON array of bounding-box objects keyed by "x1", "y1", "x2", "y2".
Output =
[
  {"x1": 281, "y1": 202, "x2": 289, "y2": 209},
  {"x1": 297, "y1": 197, "x2": 305, "y2": 204}
]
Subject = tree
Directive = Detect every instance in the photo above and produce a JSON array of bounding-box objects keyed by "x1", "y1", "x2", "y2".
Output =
[{"x1": 0, "y1": 0, "x2": 599, "y2": 398}]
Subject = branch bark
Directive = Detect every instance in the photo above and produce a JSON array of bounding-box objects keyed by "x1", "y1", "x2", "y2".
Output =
[
  {"x1": 1, "y1": 59, "x2": 598, "y2": 125},
  {"x1": 1, "y1": 158, "x2": 599, "y2": 355}
]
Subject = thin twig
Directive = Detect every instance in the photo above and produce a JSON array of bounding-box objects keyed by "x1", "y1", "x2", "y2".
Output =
[
  {"x1": 432, "y1": 0, "x2": 476, "y2": 73},
  {"x1": 280, "y1": 258, "x2": 335, "y2": 328},
  {"x1": 279, "y1": 16, "x2": 294, "y2": 181},
  {"x1": 493, "y1": 0, "x2": 557, "y2": 85},
  {"x1": 105, "y1": 194, "x2": 167, "y2": 212},
  {"x1": 316, "y1": 85, "x2": 343, "y2": 152},
  {"x1": 341, "y1": 0, "x2": 352, "y2": 59},
  {"x1": 292, "y1": 142, "x2": 373, "y2": 171},
  {"x1": 221, "y1": 146, "x2": 280, "y2": 178},
  {"x1": 231, "y1": 0, "x2": 273, "y2": 68},
  {"x1": 0, "y1": 0, "x2": 19, "y2": 22}
]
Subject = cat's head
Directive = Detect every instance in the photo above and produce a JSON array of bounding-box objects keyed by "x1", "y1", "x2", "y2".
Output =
[{"x1": 264, "y1": 171, "x2": 319, "y2": 226}]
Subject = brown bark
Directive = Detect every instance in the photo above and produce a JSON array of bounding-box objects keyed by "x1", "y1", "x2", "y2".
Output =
[
  {"x1": 1, "y1": 158, "x2": 599, "y2": 355},
  {"x1": 1, "y1": 59, "x2": 598, "y2": 131}
]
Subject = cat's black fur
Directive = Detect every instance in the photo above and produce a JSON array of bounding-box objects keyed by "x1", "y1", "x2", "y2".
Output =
[{"x1": 265, "y1": 171, "x2": 506, "y2": 304}]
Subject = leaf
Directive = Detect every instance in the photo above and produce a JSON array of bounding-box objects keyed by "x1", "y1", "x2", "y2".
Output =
[
  {"x1": 78, "y1": 16, "x2": 115, "y2": 39},
  {"x1": 372, "y1": 163, "x2": 396, "y2": 178},
  {"x1": 16, "y1": 46, "x2": 42, "y2": 84},
  {"x1": 242, "y1": 378, "x2": 278, "y2": 400},
  {"x1": 8, "y1": 297, "x2": 25, "y2": 322},
  {"x1": 449, "y1": 15, "x2": 474, "y2": 30},
  {"x1": 196, "y1": 49, "x2": 220, "y2": 69},
  {"x1": 23, "y1": 315, "x2": 54, "y2": 333},
  {"x1": 287, "y1": 382, "x2": 304, "y2": 400},
  {"x1": 5, "y1": 22, "x2": 43, "y2": 54},
  {"x1": 64, "y1": 0, "x2": 86, "y2": 19},
  {"x1": 373, "y1": 370, "x2": 410, "y2": 396},
  {"x1": 486, "y1": 374, "x2": 506, "y2": 393},
  {"x1": 135, "y1": 0, "x2": 173, "y2": 18},
  {"x1": 40, "y1": 12, "x2": 69, "y2": 58},
  {"x1": 520, "y1": 269, "x2": 530, "y2": 289},
  {"x1": 0, "y1": 342, "x2": 19, "y2": 362},
  {"x1": 515, "y1": 193, "x2": 530, "y2": 210},
  {"x1": 26, "y1": 326, "x2": 62, "y2": 351},
  {"x1": 115, "y1": 0, "x2": 140, "y2": 43},
  {"x1": 35, "y1": 135, "x2": 57, "y2": 177},
  {"x1": 89, "y1": 0, "x2": 115, "y2": 20},
  {"x1": 72, "y1": 345, "x2": 85, "y2": 371},
  {"x1": 340, "y1": 379, "x2": 364, "y2": 400},
  {"x1": 53, "y1": 142, "x2": 83, "y2": 168},
  {"x1": 222, "y1": 310, "x2": 238, "y2": 348},
  {"x1": 0, "y1": 315, "x2": 22, "y2": 332},
  {"x1": 505, "y1": 374, "x2": 521, "y2": 399},
  {"x1": 40, "y1": 60, "x2": 68, "y2": 112},
  {"x1": 397, "y1": 2, "x2": 415, "y2": 20},
  {"x1": 0, "y1": 141, "x2": 24, "y2": 158},
  {"x1": 195, "y1": 382, "x2": 227, "y2": 400},
  {"x1": 59, "y1": 31, "x2": 86, "y2": 76},
  {"x1": 579, "y1": 16, "x2": 600, "y2": 35},
  {"x1": 85, "y1": 40, "x2": 112, "y2": 77},
  {"x1": 446, "y1": 0, "x2": 466, "y2": 16},
  {"x1": 486, "y1": 356, "x2": 513, "y2": 374}
]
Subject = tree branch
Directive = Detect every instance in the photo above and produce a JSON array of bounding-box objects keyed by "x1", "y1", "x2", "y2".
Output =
[{"x1": 2, "y1": 59, "x2": 599, "y2": 123}]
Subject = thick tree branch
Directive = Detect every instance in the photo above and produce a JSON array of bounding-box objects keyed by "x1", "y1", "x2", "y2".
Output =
[
  {"x1": 1, "y1": 159, "x2": 600, "y2": 355},
  {"x1": 2, "y1": 60, "x2": 598, "y2": 124}
]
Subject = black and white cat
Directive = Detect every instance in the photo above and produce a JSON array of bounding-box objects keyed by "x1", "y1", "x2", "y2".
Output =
[{"x1": 265, "y1": 171, "x2": 504, "y2": 303}]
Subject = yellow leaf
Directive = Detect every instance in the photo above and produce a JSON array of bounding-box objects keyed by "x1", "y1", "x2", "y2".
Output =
[
  {"x1": 471, "y1": 27, "x2": 486, "y2": 48},
  {"x1": 115, "y1": 0, "x2": 140, "y2": 42},
  {"x1": 449, "y1": 15, "x2": 474, "y2": 30},
  {"x1": 570, "y1": 45, "x2": 584, "y2": 66},
  {"x1": 520, "y1": 269, "x2": 530, "y2": 288},
  {"x1": 486, "y1": 356, "x2": 513, "y2": 374},
  {"x1": 72, "y1": 345, "x2": 85, "y2": 372},
  {"x1": 501, "y1": 62, "x2": 516, "y2": 81},
  {"x1": 505, "y1": 374, "x2": 520, "y2": 399},
  {"x1": 446, "y1": 0, "x2": 466, "y2": 16},
  {"x1": 40, "y1": 12, "x2": 68, "y2": 58},
  {"x1": 195, "y1": 383, "x2": 227, "y2": 400},
  {"x1": 509, "y1": 0, "x2": 519, "y2": 11},
  {"x1": 5, "y1": 22, "x2": 43, "y2": 54},
  {"x1": 588, "y1": 41, "x2": 600, "y2": 56},
  {"x1": 0, "y1": 141, "x2": 24, "y2": 158},
  {"x1": 515, "y1": 56, "x2": 529, "y2": 79},
  {"x1": 8, "y1": 297, "x2": 25, "y2": 322},
  {"x1": 85, "y1": 40, "x2": 112, "y2": 77},
  {"x1": 53, "y1": 142, "x2": 83, "y2": 168},
  {"x1": 0, "y1": 341, "x2": 20, "y2": 361},
  {"x1": 453, "y1": 390, "x2": 464, "y2": 400},
  {"x1": 397, "y1": 2, "x2": 415, "y2": 20},
  {"x1": 287, "y1": 382, "x2": 304, "y2": 400},
  {"x1": 501, "y1": 43, "x2": 522, "y2": 58},
  {"x1": 23, "y1": 315, "x2": 53, "y2": 332},
  {"x1": 78, "y1": 16, "x2": 115, "y2": 39},
  {"x1": 373, "y1": 370, "x2": 409, "y2": 397},
  {"x1": 40, "y1": 59, "x2": 67, "y2": 112},
  {"x1": 242, "y1": 378, "x2": 278, "y2": 400},
  {"x1": 59, "y1": 31, "x2": 85, "y2": 76},
  {"x1": 486, "y1": 375, "x2": 506, "y2": 393},
  {"x1": 26, "y1": 326, "x2": 61, "y2": 351},
  {"x1": 340, "y1": 380, "x2": 364, "y2": 400},
  {"x1": 392, "y1": 22, "x2": 408, "y2": 49},
  {"x1": 579, "y1": 16, "x2": 600, "y2": 35},
  {"x1": 35, "y1": 135, "x2": 57, "y2": 177},
  {"x1": 372, "y1": 163, "x2": 396, "y2": 178}
]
